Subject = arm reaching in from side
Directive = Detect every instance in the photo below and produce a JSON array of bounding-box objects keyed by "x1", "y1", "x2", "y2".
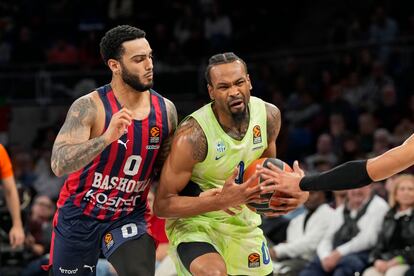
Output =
[{"x1": 265, "y1": 133, "x2": 414, "y2": 194}]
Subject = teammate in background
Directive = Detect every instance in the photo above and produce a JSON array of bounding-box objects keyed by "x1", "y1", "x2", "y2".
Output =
[
  {"x1": 259, "y1": 133, "x2": 414, "y2": 195},
  {"x1": 154, "y1": 52, "x2": 309, "y2": 275},
  {"x1": 0, "y1": 143, "x2": 25, "y2": 248},
  {"x1": 47, "y1": 25, "x2": 177, "y2": 276}
]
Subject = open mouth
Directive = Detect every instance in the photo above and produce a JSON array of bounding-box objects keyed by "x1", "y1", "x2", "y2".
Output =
[{"x1": 229, "y1": 99, "x2": 244, "y2": 109}]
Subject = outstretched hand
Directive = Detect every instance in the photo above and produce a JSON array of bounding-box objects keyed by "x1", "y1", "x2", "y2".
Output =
[{"x1": 257, "y1": 161, "x2": 309, "y2": 216}]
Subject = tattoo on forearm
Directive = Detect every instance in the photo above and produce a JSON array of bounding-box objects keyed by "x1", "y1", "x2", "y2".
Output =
[
  {"x1": 51, "y1": 137, "x2": 106, "y2": 174},
  {"x1": 175, "y1": 118, "x2": 207, "y2": 161}
]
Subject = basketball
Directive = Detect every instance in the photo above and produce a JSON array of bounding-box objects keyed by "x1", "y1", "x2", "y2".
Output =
[{"x1": 243, "y1": 157, "x2": 293, "y2": 213}]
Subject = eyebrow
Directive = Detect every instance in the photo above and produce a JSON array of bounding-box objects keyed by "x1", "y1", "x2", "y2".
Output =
[
  {"x1": 216, "y1": 77, "x2": 245, "y2": 86},
  {"x1": 130, "y1": 51, "x2": 153, "y2": 59}
]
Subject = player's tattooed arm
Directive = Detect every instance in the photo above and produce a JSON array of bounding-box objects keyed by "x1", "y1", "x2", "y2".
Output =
[
  {"x1": 265, "y1": 102, "x2": 281, "y2": 143},
  {"x1": 154, "y1": 98, "x2": 178, "y2": 171},
  {"x1": 174, "y1": 117, "x2": 207, "y2": 162},
  {"x1": 261, "y1": 102, "x2": 281, "y2": 158},
  {"x1": 51, "y1": 95, "x2": 106, "y2": 176}
]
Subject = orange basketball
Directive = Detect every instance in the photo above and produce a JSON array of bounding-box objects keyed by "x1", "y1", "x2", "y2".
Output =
[{"x1": 243, "y1": 157, "x2": 293, "y2": 214}]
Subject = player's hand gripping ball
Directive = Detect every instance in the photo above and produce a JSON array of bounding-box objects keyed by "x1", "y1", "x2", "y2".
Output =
[{"x1": 243, "y1": 158, "x2": 293, "y2": 213}]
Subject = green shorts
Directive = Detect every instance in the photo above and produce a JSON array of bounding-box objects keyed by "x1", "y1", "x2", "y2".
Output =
[{"x1": 167, "y1": 215, "x2": 273, "y2": 275}]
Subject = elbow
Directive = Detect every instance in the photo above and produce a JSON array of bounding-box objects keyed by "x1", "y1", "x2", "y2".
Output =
[
  {"x1": 51, "y1": 165, "x2": 64, "y2": 177},
  {"x1": 53, "y1": 169, "x2": 64, "y2": 178},
  {"x1": 153, "y1": 200, "x2": 166, "y2": 218},
  {"x1": 153, "y1": 198, "x2": 173, "y2": 218}
]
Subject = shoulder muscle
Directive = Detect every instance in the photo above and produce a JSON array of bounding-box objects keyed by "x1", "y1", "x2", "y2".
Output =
[
  {"x1": 265, "y1": 102, "x2": 281, "y2": 143},
  {"x1": 174, "y1": 117, "x2": 207, "y2": 162}
]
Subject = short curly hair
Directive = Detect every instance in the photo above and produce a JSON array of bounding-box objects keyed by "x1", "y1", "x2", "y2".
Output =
[{"x1": 100, "y1": 25, "x2": 146, "y2": 65}]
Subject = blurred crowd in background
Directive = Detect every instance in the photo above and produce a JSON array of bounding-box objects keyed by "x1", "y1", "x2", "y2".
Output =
[{"x1": 0, "y1": 0, "x2": 414, "y2": 275}]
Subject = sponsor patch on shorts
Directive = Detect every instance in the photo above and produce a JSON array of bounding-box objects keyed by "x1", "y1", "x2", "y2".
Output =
[{"x1": 248, "y1": 252, "x2": 260, "y2": 268}]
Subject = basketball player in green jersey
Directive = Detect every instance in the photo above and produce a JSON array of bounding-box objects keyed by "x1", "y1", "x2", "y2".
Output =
[{"x1": 154, "y1": 52, "x2": 309, "y2": 275}]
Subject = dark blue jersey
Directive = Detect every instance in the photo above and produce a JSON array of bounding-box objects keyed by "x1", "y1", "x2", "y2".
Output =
[{"x1": 57, "y1": 84, "x2": 169, "y2": 221}]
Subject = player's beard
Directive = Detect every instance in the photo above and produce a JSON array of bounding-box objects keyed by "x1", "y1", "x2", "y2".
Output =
[
  {"x1": 231, "y1": 108, "x2": 247, "y2": 123},
  {"x1": 121, "y1": 64, "x2": 153, "y2": 92},
  {"x1": 228, "y1": 97, "x2": 248, "y2": 123}
]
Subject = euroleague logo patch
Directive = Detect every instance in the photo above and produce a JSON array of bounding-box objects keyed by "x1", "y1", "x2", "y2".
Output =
[
  {"x1": 104, "y1": 233, "x2": 114, "y2": 250},
  {"x1": 253, "y1": 125, "x2": 262, "y2": 144},
  {"x1": 147, "y1": 126, "x2": 161, "y2": 150},
  {"x1": 248, "y1": 252, "x2": 260, "y2": 268}
]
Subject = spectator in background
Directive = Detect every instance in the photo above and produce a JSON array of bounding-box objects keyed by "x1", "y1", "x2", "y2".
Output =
[
  {"x1": 21, "y1": 195, "x2": 54, "y2": 276},
  {"x1": 339, "y1": 134, "x2": 365, "y2": 163},
  {"x1": 368, "y1": 128, "x2": 393, "y2": 158},
  {"x1": 78, "y1": 31, "x2": 102, "y2": 69},
  {"x1": 375, "y1": 84, "x2": 401, "y2": 132},
  {"x1": 203, "y1": 1, "x2": 232, "y2": 53},
  {"x1": 393, "y1": 118, "x2": 414, "y2": 146},
  {"x1": 107, "y1": 0, "x2": 133, "y2": 25},
  {"x1": 369, "y1": 5, "x2": 399, "y2": 63},
  {"x1": 270, "y1": 191, "x2": 334, "y2": 276},
  {"x1": 330, "y1": 190, "x2": 347, "y2": 209},
  {"x1": 358, "y1": 112, "x2": 378, "y2": 153},
  {"x1": 11, "y1": 26, "x2": 44, "y2": 64},
  {"x1": 305, "y1": 134, "x2": 338, "y2": 173},
  {"x1": 362, "y1": 61, "x2": 395, "y2": 112},
  {"x1": 32, "y1": 149, "x2": 65, "y2": 201},
  {"x1": 342, "y1": 71, "x2": 366, "y2": 110},
  {"x1": 363, "y1": 174, "x2": 414, "y2": 276},
  {"x1": 300, "y1": 185, "x2": 388, "y2": 276},
  {"x1": 46, "y1": 37, "x2": 78, "y2": 65},
  {"x1": 0, "y1": 144, "x2": 25, "y2": 248},
  {"x1": 0, "y1": 30, "x2": 12, "y2": 64}
]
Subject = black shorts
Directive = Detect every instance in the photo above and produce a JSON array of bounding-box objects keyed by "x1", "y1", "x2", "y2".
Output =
[
  {"x1": 177, "y1": 242, "x2": 273, "y2": 276},
  {"x1": 177, "y1": 242, "x2": 218, "y2": 271}
]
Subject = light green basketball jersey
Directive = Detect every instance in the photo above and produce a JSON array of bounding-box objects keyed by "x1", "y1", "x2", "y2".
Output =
[
  {"x1": 190, "y1": 96, "x2": 268, "y2": 194},
  {"x1": 167, "y1": 96, "x2": 268, "y2": 239}
]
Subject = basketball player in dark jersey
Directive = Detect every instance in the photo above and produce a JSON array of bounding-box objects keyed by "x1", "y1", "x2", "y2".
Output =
[{"x1": 46, "y1": 25, "x2": 177, "y2": 275}]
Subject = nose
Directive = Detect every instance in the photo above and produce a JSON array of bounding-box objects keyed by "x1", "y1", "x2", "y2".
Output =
[
  {"x1": 145, "y1": 56, "x2": 153, "y2": 71},
  {"x1": 228, "y1": 85, "x2": 240, "y2": 96}
]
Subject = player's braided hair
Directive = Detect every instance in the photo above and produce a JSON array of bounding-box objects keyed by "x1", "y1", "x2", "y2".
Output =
[
  {"x1": 205, "y1": 52, "x2": 248, "y2": 85},
  {"x1": 100, "y1": 25, "x2": 146, "y2": 65}
]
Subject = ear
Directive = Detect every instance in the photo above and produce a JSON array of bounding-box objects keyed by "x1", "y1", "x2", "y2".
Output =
[
  {"x1": 247, "y1": 74, "x2": 253, "y2": 90},
  {"x1": 207, "y1": 84, "x2": 214, "y2": 101},
  {"x1": 108, "y1": 59, "x2": 120, "y2": 74}
]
